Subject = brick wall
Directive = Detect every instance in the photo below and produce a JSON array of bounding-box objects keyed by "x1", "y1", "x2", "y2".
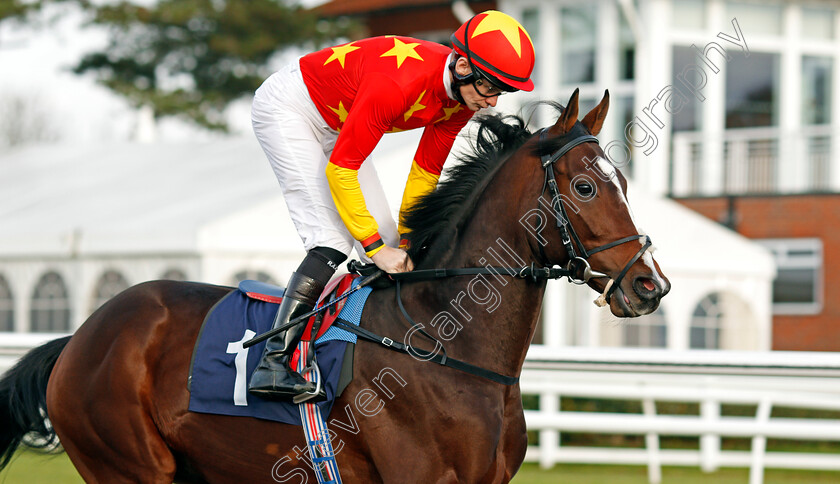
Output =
[{"x1": 675, "y1": 194, "x2": 840, "y2": 351}]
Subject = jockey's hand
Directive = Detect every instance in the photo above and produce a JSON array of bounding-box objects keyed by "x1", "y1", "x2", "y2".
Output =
[{"x1": 371, "y1": 246, "x2": 414, "y2": 273}]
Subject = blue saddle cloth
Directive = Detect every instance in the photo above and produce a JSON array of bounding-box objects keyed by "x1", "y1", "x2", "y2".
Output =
[{"x1": 187, "y1": 278, "x2": 372, "y2": 425}]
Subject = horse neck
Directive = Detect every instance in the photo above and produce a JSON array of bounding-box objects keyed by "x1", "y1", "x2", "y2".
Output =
[{"x1": 409, "y1": 152, "x2": 548, "y2": 379}]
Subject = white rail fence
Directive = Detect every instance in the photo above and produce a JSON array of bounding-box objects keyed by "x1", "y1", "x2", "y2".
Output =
[
  {"x1": 3, "y1": 337, "x2": 839, "y2": 483},
  {"x1": 0, "y1": 333, "x2": 63, "y2": 374},
  {"x1": 522, "y1": 346, "x2": 840, "y2": 484}
]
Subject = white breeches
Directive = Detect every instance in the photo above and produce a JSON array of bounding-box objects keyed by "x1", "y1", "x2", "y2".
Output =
[{"x1": 251, "y1": 58, "x2": 399, "y2": 261}]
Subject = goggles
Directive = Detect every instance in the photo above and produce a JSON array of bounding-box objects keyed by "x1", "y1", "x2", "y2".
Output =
[{"x1": 472, "y1": 73, "x2": 509, "y2": 98}]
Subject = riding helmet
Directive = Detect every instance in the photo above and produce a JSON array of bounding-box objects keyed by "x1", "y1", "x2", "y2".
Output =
[{"x1": 450, "y1": 10, "x2": 536, "y2": 92}]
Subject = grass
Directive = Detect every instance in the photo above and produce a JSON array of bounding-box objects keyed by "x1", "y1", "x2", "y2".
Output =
[
  {"x1": 0, "y1": 449, "x2": 82, "y2": 484},
  {"x1": 2, "y1": 449, "x2": 840, "y2": 483},
  {"x1": 512, "y1": 463, "x2": 840, "y2": 484}
]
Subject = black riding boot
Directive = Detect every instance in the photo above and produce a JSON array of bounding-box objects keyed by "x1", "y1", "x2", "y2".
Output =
[{"x1": 248, "y1": 271, "x2": 327, "y2": 401}]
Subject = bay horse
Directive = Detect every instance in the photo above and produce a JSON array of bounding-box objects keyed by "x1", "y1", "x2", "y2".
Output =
[{"x1": 0, "y1": 89, "x2": 669, "y2": 483}]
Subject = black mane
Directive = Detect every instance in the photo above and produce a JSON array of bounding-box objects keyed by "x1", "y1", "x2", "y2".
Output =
[{"x1": 402, "y1": 112, "x2": 532, "y2": 265}]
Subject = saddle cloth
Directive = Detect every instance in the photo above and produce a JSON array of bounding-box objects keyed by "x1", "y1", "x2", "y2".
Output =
[{"x1": 187, "y1": 275, "x2": 372, "y2": 425}]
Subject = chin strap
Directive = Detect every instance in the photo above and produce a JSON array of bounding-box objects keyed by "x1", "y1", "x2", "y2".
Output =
[{"x1": 448, "y1": 57, "x2": 469, "y2": 105}]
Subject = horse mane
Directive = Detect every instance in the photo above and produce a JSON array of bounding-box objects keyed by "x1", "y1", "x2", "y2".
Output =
[{"x1": 402, "y1": 112, "x2": 533, "y2": 265}]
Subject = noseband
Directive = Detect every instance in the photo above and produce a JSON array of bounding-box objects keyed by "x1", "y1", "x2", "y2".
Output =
[{"x1": 537, "y1": 128, "x2": 652, "y2": 305}]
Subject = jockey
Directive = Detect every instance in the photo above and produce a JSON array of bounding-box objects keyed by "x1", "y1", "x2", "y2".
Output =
[{"x1": 249, "y1": 10, "x2": 536, "y2": 401}]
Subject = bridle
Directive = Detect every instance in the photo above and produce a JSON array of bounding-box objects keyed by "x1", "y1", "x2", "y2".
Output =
[
  {"x1": 536, "y1": 127, "x2": 653, "y2": 305},
  {"x1": 324, "y1": 125, "x2": 656, "y2": 387}
]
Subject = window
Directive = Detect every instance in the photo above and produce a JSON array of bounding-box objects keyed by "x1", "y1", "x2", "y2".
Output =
[
  {"x1": 522, "y1": 8, "x2": 540, "y2": 85},
  {"x1": 30, "y1": 271, "x2": 71, "y2": 333},
  {"x1": 0, "y1": 275, "x2": 13, "y2": 332},
  {"x1": 561, "y1": 5, "x2": 596, "y2": 85},
  {"x1": 802, "y1": 56, "x2": 833, "y2": 125},
  {"x1": 623, "y1": 307, "x2": 667, "y2": 348},
  {"x1": 802, "y1": 7, "x2": 834, "y2": 40},
  {"x1": 756, "y1": 239, "x2": 823, "y2": 314},
  {"x1": 673, "y1": 0, "x2": 706, "y2": 30},
  {"x1": 618, "y1": 12, "x2": 635, "y2": 80},
  {"x1": 613, "y1": 95, "x2": 636, "y2": 176},
  {"x1": 726, "y1": 3, "x2": 782, "y2": 36},
  {"x1": 725, "y1": 51, "x2": 780, "y2": 128},
  {"x1": 161, "y1": 268, "x2": 188, "y2": 281},
  {"x1": 90, "y1": 270, "x2": 130, "y2": 314},
  {"x1": 672, "y1": 46, "x2": 703, "y2": 132},
  {"x1": 613, "y1": 96, "x2": 635, "y2": 140},
  {"x1": 690, "y1": 293, "x2": 723, "y2": 349}
]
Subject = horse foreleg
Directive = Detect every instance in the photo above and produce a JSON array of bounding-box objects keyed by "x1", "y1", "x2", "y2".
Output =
[{"x1": 494, "y1": 389, "x2": 529, "y2": 483}]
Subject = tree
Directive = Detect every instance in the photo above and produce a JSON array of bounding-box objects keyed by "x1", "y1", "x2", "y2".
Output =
[
  {"x1": 0, "y1": 1, "x2": 42, "y2": 22},
  {"x1": 0, "y1": 1, "x2": 83, "y2": 27},
  {"x1": 0, "y1": 93, "x2": 60, "y2": 149},
  {"x1": 71, "y1": 0, "x2": 351, "y2": 131}
]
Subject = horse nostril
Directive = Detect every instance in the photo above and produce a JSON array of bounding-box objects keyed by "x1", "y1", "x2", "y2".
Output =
[{"x1": 634, "y1": 277, "x2": 660, "y2": 299}]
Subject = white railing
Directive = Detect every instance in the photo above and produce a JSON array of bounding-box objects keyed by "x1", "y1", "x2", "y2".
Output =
[
  {"x1": 671, "y1": 126, "x2": 839, "y2": 196},
  {"x1": 3, "y1": 338, "x2": 839, "y2": 483},
  {"x1": 521, "y1": 346, "x2": 840, "y2": 484},
  {"x1": 0, "y1": 333, "x2": 68, "y2": 373}
]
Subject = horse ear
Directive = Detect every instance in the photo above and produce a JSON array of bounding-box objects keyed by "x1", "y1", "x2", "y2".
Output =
[
  {"x1": 581, "y1": 90, "x2": 610, "y2": 136},
  {"x1": 552, "y1": 88, "x2": 580, "y2": 135}
]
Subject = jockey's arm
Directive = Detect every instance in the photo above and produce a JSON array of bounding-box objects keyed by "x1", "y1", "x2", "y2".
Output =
[
  {"x1": 397, "y1": 113, "x2": 473, "y2": 244},
  {"x1": 397, "y1": 160, "x2": 440, "y2": 245},
  {"x1": 325, "y1": 76, "x2": 413, "y2": 271}
]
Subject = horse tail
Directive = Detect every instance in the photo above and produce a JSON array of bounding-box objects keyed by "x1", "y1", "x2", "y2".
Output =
[{"x1": 0, "y1": 335, "x2": 71, "y2": 470}]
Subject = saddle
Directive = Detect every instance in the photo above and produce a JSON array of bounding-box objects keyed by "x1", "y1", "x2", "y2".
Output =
[
  {"x1": 239, "y1": 272, "x2": 356, "y2": 343},
  {"x1": 187, "y1": 271, "x2": 373, "y2": 426}
]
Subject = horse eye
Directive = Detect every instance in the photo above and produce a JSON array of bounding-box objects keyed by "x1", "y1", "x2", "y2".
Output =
[{"x1": 575, "y1": 182, "x2": 594, "y2": 197}]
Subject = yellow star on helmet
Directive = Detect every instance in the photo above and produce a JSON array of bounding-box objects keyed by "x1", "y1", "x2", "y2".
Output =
[
  {"x1": 471, "y1": 10, "x2": 530, "y2": 58},
  {"x1": 329, "y1": 101, "x2": 349, "y2": 124},
  {"x1": 403, "y1": 91, "x2": 426, "y2": 121},
  {"x1": 380, "y1": 38, "x2": 423, "y2": 68},
  {"x1": 324, "y1": 42, "x2": 360, "y2": 68}
]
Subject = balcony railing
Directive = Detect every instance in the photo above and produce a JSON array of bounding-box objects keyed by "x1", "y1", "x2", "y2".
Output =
[{"x1": 671, "y1": 126, "x2": 839, "y2": 197}]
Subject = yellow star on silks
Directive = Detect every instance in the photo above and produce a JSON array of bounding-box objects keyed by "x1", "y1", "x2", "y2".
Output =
[
  {"x1": 403, "y1": 91, "x2": 426, "y2": 121},
  {"x1": 434, "y1": 105, "x2": 463, "y2": 123},
  {"x1": 380, "y1": 38, "x2": 423, "y2": 68},
  {"x1": 323, "y1": 42, "x2": 360, "y2": 68},
  {"x1": 471, "y1": 10, "x2": 531, "y2": 57},
  {"x1": 387, "y1": 127, "x2": 405, "y2": 133},
  {"x1": 329, "y1": 101, "x2": 349, "y2": 124}
]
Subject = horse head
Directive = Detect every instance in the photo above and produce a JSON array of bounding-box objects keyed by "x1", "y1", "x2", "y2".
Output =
[{"x1": 534, "y1": 88, "x2": 670, "y2": 317}]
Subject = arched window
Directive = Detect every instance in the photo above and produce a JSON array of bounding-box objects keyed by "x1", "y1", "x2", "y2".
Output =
[
  {"x1": 160, "y1": 268, "x2": 187, "y2": 281},
  {"x1": 30, "y1": 271, "x2": 71, "y2": 333},
  {"x1": 0, "y1": 275, "x2": 14, "y2": 332},
  {"x1": 623, "y1": 307, "x2": 668, "y2": 348},
  {"x1": 690, "y1": 293, "x2": 723, "y2": 349},
  {"x1": 90, "y1": 270, "x2": 130, "y2": 314},
  {"x1": 231, "y1": 270, "x2": 277, "y2": 286}
]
